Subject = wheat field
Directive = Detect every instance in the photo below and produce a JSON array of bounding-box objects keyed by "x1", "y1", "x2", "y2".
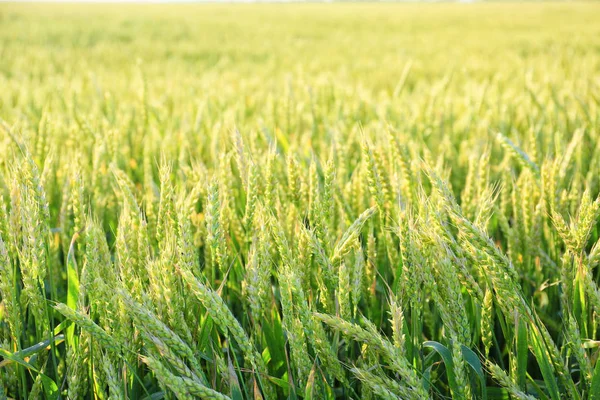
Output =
[{"x1": 1, "y1": 2, "x2": 600, "y2": 399}]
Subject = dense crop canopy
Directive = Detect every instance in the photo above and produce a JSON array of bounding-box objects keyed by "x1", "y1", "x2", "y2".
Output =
[{"x1": 1, "y1": 3, "x2": 600, "y2": 399}]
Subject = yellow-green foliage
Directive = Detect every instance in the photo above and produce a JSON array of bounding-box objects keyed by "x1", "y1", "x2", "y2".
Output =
[{"x1": 1, "y1": 2, "x2": 600, "y2": 399}]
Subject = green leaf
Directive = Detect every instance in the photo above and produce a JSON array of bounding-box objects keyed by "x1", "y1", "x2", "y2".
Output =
[
  {"x1": 486, "y1": 387, "x2": 510, "y2": 400},
  {"x1": 529, "y1": 328, "x2": 560, "y2": 400},
  {"x1": 304, "y1": 364, "x2": 317, "y2": 400},
  {"x1": 262, "y1": 309, "x2": 285, "y2": 374},
  {"x1": 527, "y1": 376, "x2": 551, "y2": 400},
  {"x1": 9, "y1": 334, "x2": 64, "y2": 361},
  {"x1": 267, "y1": 376, "x2": 291, "y2": 391},
  {"x1": 590, "y1": 355, "x2": 600, "y2": 400},
  {"x1": 0, "y1": 348, "x2": 40, "y2": 370},
  {"x1": 0, "y1": 349, "x2": 58, "y2": 400},
  {"x1": 227, "y1": 349, "x2": 244, "y2": 400},
  {"x1": 198, "y1": 315, "x2": 214, "y2": 352},
  {"x1": 40, "y1": 375, "x2": 59, "y2": 400},
  {"x1": 141, "y1": 392, "x2": 166, "y2": 400},
  {"x1": 516, "y1": 316, "x2": 528, "y2": 390},
  {"x1": 53, "y1": 319, "x2": 69, "y2": 335},
  {"x1": 423, "y1": 341, "x2": 458, "y2": 396},
  {"x1": 460, "y1": 345, "x2": 487, "y2": 400},
  {"x1": 422, "y1": 365, "x2": 433, "y2": 393},
  {"x1": 574, "y1": 267, "x2": 588, "y2": 337},
  {"x1": 66, "y1": 233, "x2": 80, "y2": 349}
]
